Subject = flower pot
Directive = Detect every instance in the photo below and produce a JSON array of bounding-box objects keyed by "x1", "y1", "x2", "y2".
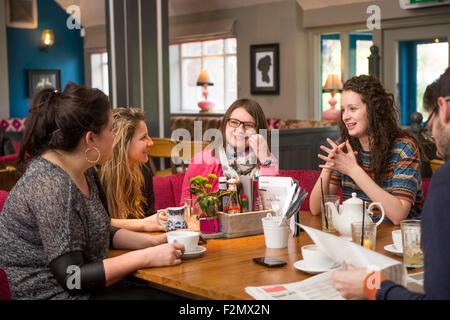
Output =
[{"x1": 198, "y1": 214, "x2": 221, "y2": 234}]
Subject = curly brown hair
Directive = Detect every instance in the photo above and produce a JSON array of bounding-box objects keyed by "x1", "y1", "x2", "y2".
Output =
[{"x1": 339, "y1": 75, "x2": 420, "y2": 183}]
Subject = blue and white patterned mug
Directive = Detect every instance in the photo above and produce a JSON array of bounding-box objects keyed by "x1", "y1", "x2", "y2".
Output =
[{"x1": 157, "y1": 205, "x2": 188, "y2": 231}]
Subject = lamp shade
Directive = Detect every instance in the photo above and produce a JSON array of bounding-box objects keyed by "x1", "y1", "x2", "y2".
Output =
[
  {"x1": 196, "y1": 70, "x2": 214, "y2": 86},
  {"x1": 323, "y1": 74, "x2": 342, "y2": 92},
  {"x1": 41, "y1": 29, "x2": 55, "y2": 48}
]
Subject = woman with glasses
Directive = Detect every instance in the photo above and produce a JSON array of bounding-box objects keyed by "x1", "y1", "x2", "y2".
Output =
[
  {"x1": 179, "y1": 98, "x2": 279, "y2": 206},
  {"x1": 309, "y1": 75, "x2": 424, "y2": 225}
]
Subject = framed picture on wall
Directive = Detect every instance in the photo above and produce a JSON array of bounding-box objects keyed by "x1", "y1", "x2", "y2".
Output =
[
  {"x1": 6, "y1": 0, "x2": 38, "y2": 29},
  {"x1": 250, "y1": 43, "x2": 279, "y2": 95},
  {"x1": 27, "y1": 69, "x2": 61, "y2": 98}
]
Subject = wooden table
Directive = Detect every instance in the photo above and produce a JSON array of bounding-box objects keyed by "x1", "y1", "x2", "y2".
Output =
[{"x1": 108, "y1": 211, "x2": 419, "y2": 300}]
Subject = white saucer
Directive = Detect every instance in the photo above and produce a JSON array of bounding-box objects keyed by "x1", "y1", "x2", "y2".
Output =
[
  {"x1": 384, "y1": 244, "x2": 403, "y2": 256},
  {"x1": 181, "y1": 246, "x2": 207, "y2": 260},
  {"x1": 293, "y1": 260, "x2": 340, "y2": 275}
]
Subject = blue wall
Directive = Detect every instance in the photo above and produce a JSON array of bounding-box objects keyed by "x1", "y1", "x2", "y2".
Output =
[{"x1": 7, "y1": 0, "x2": 84, "y2": 117}]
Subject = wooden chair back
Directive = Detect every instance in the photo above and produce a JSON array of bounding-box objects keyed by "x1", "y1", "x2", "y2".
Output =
[
  {"x1": 149, "y1": 138, "x2": 178, "y2": 176},
  {"x1": 430, "y1": 159, "x2": 444, "y2": 174},
  {"x1": 0, "y1": 166, "x2": 19, "y2": 191}
]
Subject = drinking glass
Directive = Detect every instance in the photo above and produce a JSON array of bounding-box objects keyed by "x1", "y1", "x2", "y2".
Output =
[
  {"x1": 400, "y1": 220, "x2": 423, "y2": 268},
  {"x1": 184, "y1": 197, "x2": 201, "y2": 232},
  {"x1": 351, "y1": 221, "x2": 377, "y2": 250},
  {"x1": 321, "y1": 195, "x2": 339, "y2": 232}
]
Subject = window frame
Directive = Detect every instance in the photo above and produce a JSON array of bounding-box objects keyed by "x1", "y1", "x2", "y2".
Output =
[
  {"x1": 399, "y1": 37, "x2": 448, "y2": 125},
  {"x1": 170, "y1": 37, "x2": 237, "y2": 113}
]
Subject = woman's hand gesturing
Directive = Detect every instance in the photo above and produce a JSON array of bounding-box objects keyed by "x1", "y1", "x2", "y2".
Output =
[{"x1": 318, "y1": 139, "x2": 359, "y2": 176}]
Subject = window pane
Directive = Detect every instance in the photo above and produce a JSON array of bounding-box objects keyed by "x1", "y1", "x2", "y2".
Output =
[
  {"x1": 203, "y1": 39, "x2": 224, "y2": 55},
  {"x1": 204, "y1": 57, "x2": 224, "y2": 110},
  {"x1": 181, "y1": 58, "x2": 202, "y2": 111},
  {"x1": 101, "y1": 53, "x2": 109, "y2": 96},
  {"x1": 417, "y1": 41, "x2": 449, "y2": 118},
  {"x1": 91, "y1": 52, "x2": 109, "y2": 96},
  {"x1": 225, "y1": 38, "x2": 237, "y2": 54},
  {"x1": 356, "y1": 40, "x2": 372, "y2": 76},
  {"x1": 225, "y1": 56, "x2": 237, "y2": 108},
  {"x1": 181, "y1": 42, "x2": 201, "y2": 57},
  {"x1": 321, "y1": 37, "x2": 341, "y2": 114}
]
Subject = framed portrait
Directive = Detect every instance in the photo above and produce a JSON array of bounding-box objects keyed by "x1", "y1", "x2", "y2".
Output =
[
  {"x1": 6, "y1": 0, "x2": 38, "y2": 29},
  {"x1": 28, "y1": 69, "x2": 61, "y2": 98},
  {"x1": 250, "y1": 43, "x2": 279, "y2": 95}
]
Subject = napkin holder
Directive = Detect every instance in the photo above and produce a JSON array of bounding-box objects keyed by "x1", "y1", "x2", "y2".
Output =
[{"x1": 218, "y1": 209, "x2": 273, "y2": 238}]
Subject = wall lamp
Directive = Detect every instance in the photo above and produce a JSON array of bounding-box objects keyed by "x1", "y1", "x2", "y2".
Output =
[{"x1": 40, "y1": 29, "x2": 54, "y2": 52}]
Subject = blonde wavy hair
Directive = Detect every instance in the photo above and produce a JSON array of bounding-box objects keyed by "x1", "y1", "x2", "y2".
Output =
[{"x1": 100, "y1": 107, "x2": 147, "y2": 219}]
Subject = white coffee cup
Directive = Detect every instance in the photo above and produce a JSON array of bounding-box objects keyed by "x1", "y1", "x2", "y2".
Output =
[
  {"x1": 167, "y1": 231, "x2": 200, "y2": 253},
  {"x1": 262, "y1": 216, "x2": 289, "y2": 249},
  {"x1": 301, "y1": 244, "x2": 335, "y2": 269},
  {"x1": 392, "y1": 230, "x2": 403, "y2": 251}
]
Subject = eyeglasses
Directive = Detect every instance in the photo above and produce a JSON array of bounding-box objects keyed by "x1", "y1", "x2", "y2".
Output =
[
  {"x1": 421, "y1": 106, "x2": 437, "y2": 144},
  {"x1": 226, "y1": 118, "x2": 257, "y2": 131}
]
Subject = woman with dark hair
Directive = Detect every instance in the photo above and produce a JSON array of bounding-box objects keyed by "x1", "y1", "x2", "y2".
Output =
[
  {"x1": 309, "y1": 75, "x2": 423, "y2": 225},
  {"x1": 0, "y1": 83, "x2": 184, "y2": 300},
  {"x1": 179, "y1": 98, "x2": 279, "y2": 206}
]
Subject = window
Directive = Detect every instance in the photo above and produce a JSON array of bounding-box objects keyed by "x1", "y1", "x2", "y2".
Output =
[
  {"x1": 349, "y1": 31, "x2": 373, "y2": 77},
  {"x1": 170, "y1": 38, "x2": 237, "y2": 113},
  {"x1": 320, "y1": 31, "x2": 373, "y2": 116},
  {"x1": 90, "y1": 52, "x2": 109, "y2": 96},
  {"x1": 399, "y1": 38, "x2": 448, "y2": 125},
  {"x1": 321, "y1": 34, "x2": 341, "y2": 115}
]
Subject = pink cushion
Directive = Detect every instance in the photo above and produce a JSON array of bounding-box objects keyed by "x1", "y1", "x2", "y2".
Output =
[
  {"x1": 0, "y1": 118, "x2": 26, "y2": 132},
  {"x1": 12, "y1": 141, "x2": 20, "y2": 153},
  {"x1": 153, "y1": 175, "x2": 176, "y2": 210},
  {"x1": 0, "y1": 268, "x2": 11, "y2": 300},
  {"x1": 0, "y1": 154, "x2": 17, "y2": 164},
  {"x1": 0, "y1": 190, "x2": 8, "y2": 213},
  {"x1": 169, "y1": 173, "x2": 186, "y2": 207},
  {"x1": 279, "y1": 170, "x2": 321, "y2": 211}
]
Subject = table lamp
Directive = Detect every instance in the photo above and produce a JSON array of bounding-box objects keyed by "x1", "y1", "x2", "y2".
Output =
[
  {"x1": 197, "y1": 70, "x2": 215, "y2": 113},
  {"x1": 322, "y1": 74, "x2": 343, "y2": 121}
]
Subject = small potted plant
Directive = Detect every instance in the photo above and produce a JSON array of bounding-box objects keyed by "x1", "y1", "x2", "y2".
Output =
[{"x1": 189, "y1": 174, "x2": 228, "y2": 234}]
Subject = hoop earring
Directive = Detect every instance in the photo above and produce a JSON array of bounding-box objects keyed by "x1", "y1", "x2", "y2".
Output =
[{"x1": 85, "y1": 146, "x2": 101, "y2": 164}]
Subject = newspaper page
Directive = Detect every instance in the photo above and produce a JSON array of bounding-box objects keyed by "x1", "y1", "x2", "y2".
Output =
[
  {"x1": 246, "y1": 225, "x2": 407, "y2": 300},
  {"x1": 246, "y1": 270, "x2": 344, "y2": 300},
  {"x1": 300, "y1": 224, "x2": 407, "y2": 286}
]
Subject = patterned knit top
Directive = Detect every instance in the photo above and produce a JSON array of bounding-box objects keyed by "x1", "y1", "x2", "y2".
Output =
[{"x1": 330, "y1": 137, "x2": 423, "y2": 221}]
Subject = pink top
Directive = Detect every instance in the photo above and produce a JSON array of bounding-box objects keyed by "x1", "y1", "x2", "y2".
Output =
[{"x1": 178, "y1": 149, "x2": 279, "y2": 206}]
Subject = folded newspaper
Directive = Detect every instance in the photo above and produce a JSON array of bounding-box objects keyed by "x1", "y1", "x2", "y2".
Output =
[{"x1": 245, "y1": 224, "x2": 407, "y2": 300}]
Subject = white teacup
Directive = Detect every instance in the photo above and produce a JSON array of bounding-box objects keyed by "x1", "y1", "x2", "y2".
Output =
[
  {"x1": 167, "y1": 231, "x2": 200, "y2": 253},
  {"x1": 392, "y1": 230, "x2": 403, "y2": 251},
  {"x1": 301, "y1": 245, "x2": 335, "y2": 269}
]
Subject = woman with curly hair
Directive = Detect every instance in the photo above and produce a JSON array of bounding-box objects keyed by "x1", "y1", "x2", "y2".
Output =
[
  {"x1": 100, "y1": 107, "x2": 167, "y2": 232},
  {"x1": 310, "y1": 75, "x2": 423, "y2": 225}
]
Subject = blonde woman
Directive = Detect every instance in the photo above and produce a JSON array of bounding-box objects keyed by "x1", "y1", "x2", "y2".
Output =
[{"x1": 100, "y1": 107, "x2": 167, "y2": 232}]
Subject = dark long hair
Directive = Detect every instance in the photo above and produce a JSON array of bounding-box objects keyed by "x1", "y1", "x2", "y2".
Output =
[
  {"x1": 339, "y1": 75, "x2": 420, "y2": 183},
  {"x1": 19, "y1": 82, "x2": 111, "y2": 163}
]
